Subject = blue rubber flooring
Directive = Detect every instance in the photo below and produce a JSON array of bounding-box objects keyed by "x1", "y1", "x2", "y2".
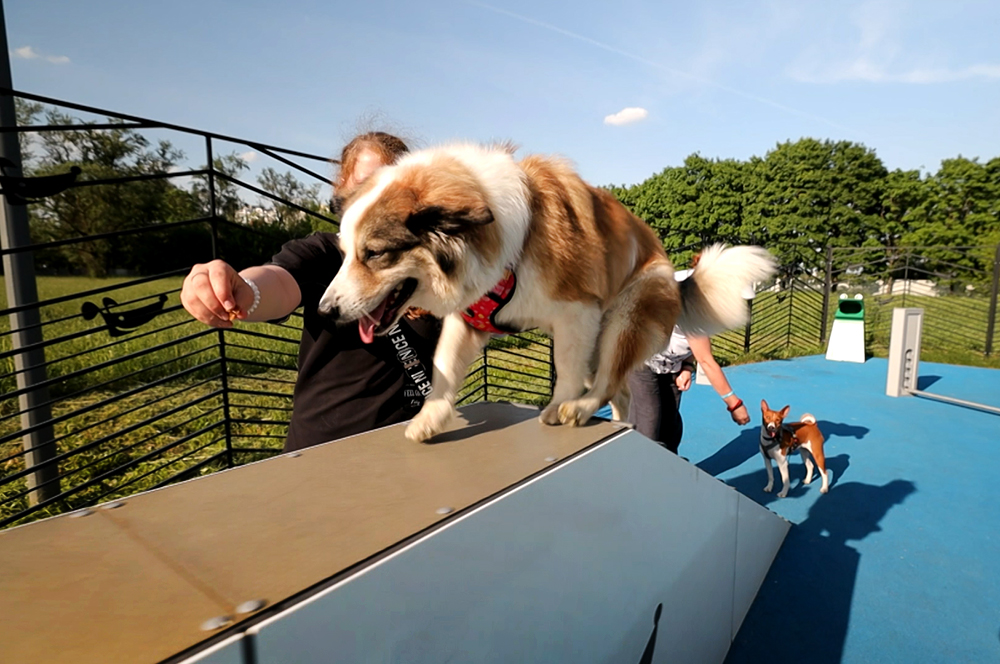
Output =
[{"x1": 600, "y1": 355, "x2": 1000, "y2": 664}]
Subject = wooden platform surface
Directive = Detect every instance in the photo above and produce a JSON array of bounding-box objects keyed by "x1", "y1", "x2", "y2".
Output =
[{"x1": 0, "y1": 402, "x2": 627, "y2": 664}]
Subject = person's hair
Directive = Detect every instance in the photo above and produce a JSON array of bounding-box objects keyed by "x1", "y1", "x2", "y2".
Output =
[
  {"x1": 333, "y1": 131, "x2": 410, "y2": 197},
  {"x1": 331, "y1": 132, "x2": 432, "y2": 321}
]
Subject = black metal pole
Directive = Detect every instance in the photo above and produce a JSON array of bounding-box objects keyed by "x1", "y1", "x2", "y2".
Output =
[
  {"x1": 743, "y1": 297, "x2": 753, "y2": 353},
  {"x1": 0, "y1": 0, "x2": 60, "y2": 504},
  {"x1": 206, "y1": 137, "x2": 234, "y2": 467},
  {"x1": 985, "y1": 244, "x2": 1000, "y2": 356},
  {"x1": 820, "y1": 246, "x2": 833, "y2": 344}
]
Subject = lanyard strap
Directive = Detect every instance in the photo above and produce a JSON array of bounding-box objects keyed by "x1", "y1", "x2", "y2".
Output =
[{"x1": 386, "y1": 321, "x2": 434, "y2": 398}]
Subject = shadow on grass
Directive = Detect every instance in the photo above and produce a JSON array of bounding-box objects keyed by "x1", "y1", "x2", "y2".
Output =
[{"x1": 727, "y1": 477, "x2": 916, "y2": 664}]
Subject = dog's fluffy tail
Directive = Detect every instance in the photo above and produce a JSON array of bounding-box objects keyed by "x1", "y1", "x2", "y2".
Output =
[
  {"x1": 800, "y1": 413, "x2": 817, "y2": 424},
  {"x1": 677, "y1": 244, "x2": 778, "y2": 335}
]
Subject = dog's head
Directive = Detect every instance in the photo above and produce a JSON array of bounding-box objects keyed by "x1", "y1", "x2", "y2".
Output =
[
  {"x1": 760, "y1": 399, "x2": 790, "y2": 436},
  {"x1": 318, "y1": 153, "x2": 502, "y2": 342}
]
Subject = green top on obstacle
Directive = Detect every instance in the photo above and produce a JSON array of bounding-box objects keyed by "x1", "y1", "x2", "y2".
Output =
[{"x1": 835, "y1": 294, "x2": 865, "y2": 320}]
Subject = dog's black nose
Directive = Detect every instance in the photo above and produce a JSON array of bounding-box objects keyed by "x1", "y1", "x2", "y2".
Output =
[{"x1": 318, "y1": 304, "x2": 340, "y2": 321}]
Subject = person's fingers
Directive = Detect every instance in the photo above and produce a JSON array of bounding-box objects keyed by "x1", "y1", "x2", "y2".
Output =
[
  {"x1": 180, "y1": 290, "x2": 232, "y2": 328},
  {"x1": 182, "y1": 262, "x2": 233, "y2": 323},
  {"x1": 207, "y1": 261, "x2": 238, "y2": 312}
]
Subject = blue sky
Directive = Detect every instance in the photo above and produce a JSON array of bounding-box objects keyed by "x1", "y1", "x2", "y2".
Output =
[{"x1": 7, "y1": 0, "x2": 1000, "y2": 188}]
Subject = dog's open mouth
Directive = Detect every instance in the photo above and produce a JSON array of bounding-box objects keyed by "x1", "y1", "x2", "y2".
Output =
[{"x1": 358, "y1": 278, "x2": 418, "y2": 344}]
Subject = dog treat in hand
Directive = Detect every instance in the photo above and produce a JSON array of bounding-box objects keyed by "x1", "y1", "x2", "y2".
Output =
[{"x1": 227, "y1": 309, "x2": 240, "y2": 321}]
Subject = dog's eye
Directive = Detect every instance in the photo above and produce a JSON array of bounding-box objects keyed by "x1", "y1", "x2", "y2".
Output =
[{"x1": 364, "y1": 248, "x2": 387, "y2": 262}]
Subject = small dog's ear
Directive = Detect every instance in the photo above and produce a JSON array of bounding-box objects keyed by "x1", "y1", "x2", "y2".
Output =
[
  {"x1": 406, "y1": 203, "x2": 493, "y2": 236},
  {"x1": 780, "y1": 405, "x2": 791, "y2": 418},
  {"x1": 760, "y1": 399, "x2": 769, "y2": 412}
]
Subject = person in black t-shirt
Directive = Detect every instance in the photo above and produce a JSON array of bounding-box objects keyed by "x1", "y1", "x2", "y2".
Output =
[{"x1": 180, "y1": 133, "x2": 441, "y2": 451}]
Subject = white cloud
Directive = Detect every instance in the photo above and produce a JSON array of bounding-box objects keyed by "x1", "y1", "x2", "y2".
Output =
[
  {"x1": 788, "y1": 0, "x2": 1000, "y2": 84},
  {"x1": 12, "y1": 45, "x2": 70, "y2": 64},
  {"x1": 240, "y1": 150, "x2": 258, "y2": 163},
  {"x1": 604, "y1": 107, "x2": 649, "y2": 126}
]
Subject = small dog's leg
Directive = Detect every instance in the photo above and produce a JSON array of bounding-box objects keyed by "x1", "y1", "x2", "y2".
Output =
[
  {"x1": 801, "y1": 445, "x2": 815, "y2": 485},
  {"x1": 777, "y1": 454, "x2": 791, "y2": 498},
  {"x1": 762, "y1": 451, "x2": 774, "y2": 493},
  {"x1": 405, "y1": 313, "x2": 490, "y2": 443},
  {"x1": 811, "y1": 441, "x2": 830, "y2": 494},
  {"x1": 540, "y1": 303, "x2": 602, "y2": 426}
]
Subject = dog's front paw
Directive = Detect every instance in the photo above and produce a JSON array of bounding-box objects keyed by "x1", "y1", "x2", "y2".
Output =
[
  {"x1": 557, "y1": 398, "x2": 600, "y2": 427},
  {"x1": 777, "y1": 488, "x2": 789, "y2": 499},
  {"x1": 763, "y1": 484, "x2": 773, "y2": 493},
  {"x1": 405, "y1": 400, "x2": 455, "y2": 443},
  {"x1": 539, "y1": 403, "x2": 563, "y2": 426}
]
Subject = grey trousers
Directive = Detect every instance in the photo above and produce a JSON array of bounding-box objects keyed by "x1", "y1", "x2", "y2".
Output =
[{"x1": 627, "y1": 366, "x2": 683, "y2": 454}]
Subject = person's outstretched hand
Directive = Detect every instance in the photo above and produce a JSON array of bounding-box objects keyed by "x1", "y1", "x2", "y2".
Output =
[
  {"x1": 730, "y1": 404, "x2": 750, "y2": 425},
  {"x1": 181, "y1": 260, "x2": 255, "y2": 328}
]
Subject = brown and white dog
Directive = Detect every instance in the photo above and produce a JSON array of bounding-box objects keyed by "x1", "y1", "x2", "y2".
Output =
[
  {"x1": 318, "y1": 142, "x2": 776, "y2": 442},
  {"x1": 759, "y1": 399, "x2": 830, "y2": 498}
]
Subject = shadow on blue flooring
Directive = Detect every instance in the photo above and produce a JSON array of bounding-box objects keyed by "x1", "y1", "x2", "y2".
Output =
[
  {"x1": 917, "y1": 374, "x2": 942, "y2": 389},
  {"x1": 696, "y1": 422, "x2": 869, "y2": 478},
  {"x1": 725, "y1": 478, "x2": 917, "y2": 664}
]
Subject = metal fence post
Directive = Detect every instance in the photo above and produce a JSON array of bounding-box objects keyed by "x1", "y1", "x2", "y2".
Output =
[
  {"x1": 743, "y1": 297, "x2": 753, "y2": 353},
  {"x1": 206, "y1": 137, "x2": 234, "y2": 467},
  {"x1": 482, "y1": 346, "x2": 489, "y2": 402},
  {"x1": 820, "y1": 246, "x2": 833, "y2": 344},
  {"x1": 985, "y1": 244, "x2": 1000, "y2": 356},
  {"x1": 0, "y1": 7, "x2": 60, "y2": 505}
]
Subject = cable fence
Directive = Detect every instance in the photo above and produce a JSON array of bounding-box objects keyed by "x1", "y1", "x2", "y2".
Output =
[{"x1": 2, "y1": 89, "x2": 997, "y2": 529}]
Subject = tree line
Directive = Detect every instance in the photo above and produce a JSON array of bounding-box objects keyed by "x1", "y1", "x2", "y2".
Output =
[
  {"x1": 608, "y1": 138, "x2": 1000, "y2": 276},
  {"x1": 10, "y1": 100, "x2": 1000, "y2": 282},
  {"x1": 12, "y1": 100, "x2": 331, "y2": 278}
]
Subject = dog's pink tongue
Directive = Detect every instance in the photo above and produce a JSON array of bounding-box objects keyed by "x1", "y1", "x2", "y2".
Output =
[{"x1": 358, "y1": 299, "x2": 389, "y2": 344}]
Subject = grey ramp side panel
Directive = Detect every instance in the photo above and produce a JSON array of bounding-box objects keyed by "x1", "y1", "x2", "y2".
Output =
[
  {"x1": 251, "y1": 430, "x2": 786, "y2": 664},
  {"x1": 176, "y1": 635, "x2": 245, "y2": 664},
  {"x1": 732, "y1": 494, "x2": 791, "y2": 640}
]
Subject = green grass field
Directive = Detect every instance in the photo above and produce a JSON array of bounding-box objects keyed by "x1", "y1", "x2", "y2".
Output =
[{"x1": 1, "y1": 275, "x2": 996, "y2": 527}]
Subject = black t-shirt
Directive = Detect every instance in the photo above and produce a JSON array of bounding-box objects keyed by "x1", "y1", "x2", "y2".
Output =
[{"x1": 269, "y1": 233, "x2": 441, "y2": 452}]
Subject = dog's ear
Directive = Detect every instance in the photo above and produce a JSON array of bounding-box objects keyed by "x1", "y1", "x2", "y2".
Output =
[
  {"x1": 406, "y1": 202, "x2": 493, "y2": 236},
  {"x1": 760, "y1": 399, "x2": 769, "y2": 412},
  {"x1": 779, "y1": 405, "x2": 790, "y2": 418}
]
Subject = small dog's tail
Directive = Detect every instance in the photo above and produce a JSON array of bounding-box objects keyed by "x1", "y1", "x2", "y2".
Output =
[
  {"x1": 800, "y1": 413, "x2": 817, "y2": 424},
  {"x1": 677, "y1": 244, "x2": 777, "y2": 336}
]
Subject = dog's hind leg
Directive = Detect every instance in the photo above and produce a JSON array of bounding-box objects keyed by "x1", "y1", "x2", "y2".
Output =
[
  {"x1": 810, "y1": 441, "x2": 830, "y2": 493},
  {"x1": 540, "y1": 302, "x2": 603, "y2": 425},
  {"x1": 405, "y1": 312, "x2": 490, "y2": 443},
  {"x1": 800, "y1": 446, "x2": 815, "y2": 485},
  {"x1": 555, "y1": 264, "x2": 679, "y2": 426}
]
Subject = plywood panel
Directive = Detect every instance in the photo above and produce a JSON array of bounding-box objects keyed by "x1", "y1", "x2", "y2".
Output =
[{"x1": 0, "y1": 510, "x2": 230, "y2": 664}]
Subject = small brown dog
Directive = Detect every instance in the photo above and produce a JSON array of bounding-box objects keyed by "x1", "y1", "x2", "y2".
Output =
[{"x1": 759, "y1": 400, "x2": 830, "y2": 498}]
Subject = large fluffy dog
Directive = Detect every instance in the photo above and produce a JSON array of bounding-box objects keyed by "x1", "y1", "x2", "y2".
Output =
[{"x1": 318, "y1": 143, "x2": 776, "y2": 442}]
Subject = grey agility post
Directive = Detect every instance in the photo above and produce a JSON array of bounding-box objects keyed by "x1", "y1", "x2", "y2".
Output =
[
  {"x1": 886, "y1": 308, "x2": 923, "y2": 397},
  {"x1": 0, "y1": 0, "x2": 60, "y2": 504}
]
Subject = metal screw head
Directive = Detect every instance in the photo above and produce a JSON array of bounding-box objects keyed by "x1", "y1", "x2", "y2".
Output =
[
  {"x1": 101, "y1": 501, "x2": 125, "y2": 510},
  {"x1": 287, "y1": 452, "x2": 302, "y2": 458},
  {"x1": 200, "y1": 615, "x2": 233, "y2": 631},
  {"x1": 235, "y1": 599, "x2": 267, "y2": 615},
  {"x1": 544, "y1": 456, "x2": 558, "y2": 462},
  {"x1": 435, "y1": 507, "x2": 454, "y2": 515},
  {"x1": 69, "y1": 508, "x2": 94, "y2": 518}
]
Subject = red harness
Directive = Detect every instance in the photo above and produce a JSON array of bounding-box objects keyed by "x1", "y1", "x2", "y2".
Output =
[{"x1": 461, "y1": 267, "x2": 518, "y2": 335}]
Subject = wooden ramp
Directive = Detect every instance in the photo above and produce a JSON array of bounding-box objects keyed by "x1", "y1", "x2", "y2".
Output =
[{"x1": 0, "y1": 402, "x2": 788, "y2": 664}]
